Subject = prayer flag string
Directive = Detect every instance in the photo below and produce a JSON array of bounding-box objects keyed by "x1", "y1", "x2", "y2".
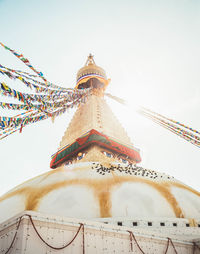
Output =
[
  {"x1": 139, "y1": 108, "x2": 200, "y2": 148},
  {"x1": 142, "y1": 108, "x2": 200, "y2": 136},
  {"x1": 0, "y1": 43, "x2": 91, "y2": 139},
  {"x1": 0, "y1": 42, "x2": 47, "y2": 82},
  {"x1": 0, "y1": 64, "x2": 72, "y2": 93}
]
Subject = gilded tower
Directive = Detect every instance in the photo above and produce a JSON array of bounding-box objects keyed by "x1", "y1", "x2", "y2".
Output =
[{"x1": 51, "y1": 54, "x2": 141, "y2": 169}]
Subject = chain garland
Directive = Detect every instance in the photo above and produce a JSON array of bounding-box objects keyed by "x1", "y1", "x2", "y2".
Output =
[
  {"x1": 82, "y1": 223, "x2": 85, "y2": 254},
  {"x1": 28, "y1": 215, "x2": 84, "y2": 250},
  {"x1": 164, "y1": 238, "x2": 178, "y2": 254},
  {"x1": 3, "y1": 214, "x2": 84, "y2": 253},
  {"x1": 4, "y1": 217, "x2": 22, "y2": 254},
  {"x1": 127, "y1": 230, "x2": 182, "y2": 254},
  {"x1": 128, "y1": 231, "x2": 145, "y2": 253},
  {"x1": 3, "y1": 215, "x2": 198, "y2": 254}
]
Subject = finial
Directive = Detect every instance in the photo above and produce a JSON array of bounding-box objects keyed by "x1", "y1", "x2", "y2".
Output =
[
  {"x1": 76, "y1": 55, "x2": 109, "y2": 90},
  {"x1": 85, "y1": 53, "x2": 96, "y2": 66}
]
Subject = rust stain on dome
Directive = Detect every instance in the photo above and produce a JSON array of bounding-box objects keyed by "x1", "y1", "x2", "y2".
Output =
[{"x1": 1, "y1": 167, "x2": 196, "y2": 219}]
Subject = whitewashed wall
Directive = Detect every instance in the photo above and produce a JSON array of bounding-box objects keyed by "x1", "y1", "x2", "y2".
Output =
[{"x1": 0, "y1": 211, "x2": 198, "y2": 254}]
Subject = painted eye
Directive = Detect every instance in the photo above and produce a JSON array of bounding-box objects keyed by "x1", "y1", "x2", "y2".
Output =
[
  {"x1": 77, "y1": 152, "x2": 86, "y2": 160},
  {"x1": 119, "y1": 156, "x2": 129, "y2": 164},
  {"x1": 65, "y1": 160, "x2": 72, "y2": 166},
  {"x1": 102, "y1": 151, "x2": 113, "y2": 158},
  {"x1": 121, "y1": 158, "x2": 128, "y2": 164}
]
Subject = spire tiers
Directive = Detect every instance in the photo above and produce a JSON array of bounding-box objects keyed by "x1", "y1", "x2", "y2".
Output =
[
  {"x1": 59, "y1": 94, "x2": 134, "y2": 148},
  {"x1": 50, "y1": 56, "x2": 141, "y2": 168}
]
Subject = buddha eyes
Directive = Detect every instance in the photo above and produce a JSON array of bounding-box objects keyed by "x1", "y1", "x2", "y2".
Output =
[
  {"x1": 64, "y1": 152, "x2": 87, "y2": 166},
  {"x1": 64, "y1": 160, "x2": 72, "y2": 166},
  {"x1": 102, "y1": 151, "x2": 113, "y2": 158},
  {"x1": 77, "y1": 152, "x2": 86, "y2": 160},
  {"x1": 101, "y1": 151, "x2": 129, "y2": 163},
  {"x1": 64, "y1": 151, "x2": 130, "y2": 166},
  {"x1": 120, "y1": 158, "x2": 129, "y2": 164}
]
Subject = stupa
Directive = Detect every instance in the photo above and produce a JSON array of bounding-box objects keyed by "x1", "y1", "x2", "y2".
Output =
[{"x1": 0, "y1": 55, "x2": 200, "y2": 253}]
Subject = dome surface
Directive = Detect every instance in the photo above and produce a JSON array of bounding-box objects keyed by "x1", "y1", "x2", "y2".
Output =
[
  {"x1": 0, "y1": 161, "x2": 200, "y2": 223},
  {"x1": 76, "y1": 63, "x2": 107, "y2": 83}
]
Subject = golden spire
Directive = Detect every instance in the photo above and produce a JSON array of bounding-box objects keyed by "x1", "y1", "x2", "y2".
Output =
[
  {"x1": 85, "y1": 53, "x2": 96, "y2": 65},
  {"x1": 60, "y1": 55, "x2": 133, "y2": 146},
  {"x1": 51, "y1": 56, "x2": 141, "y2": 168}
]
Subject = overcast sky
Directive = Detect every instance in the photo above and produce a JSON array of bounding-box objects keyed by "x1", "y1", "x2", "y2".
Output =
[{"x1": 0, "y1": 0, "x2": 200, "y2": 195}]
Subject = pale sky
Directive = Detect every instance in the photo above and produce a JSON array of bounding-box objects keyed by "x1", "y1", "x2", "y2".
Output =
[{"x1": 0, "y1": 0, "x2": 200, "y2": 195}]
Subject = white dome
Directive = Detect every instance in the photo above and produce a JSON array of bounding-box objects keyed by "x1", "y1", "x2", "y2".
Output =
[{"x1": 0, "y1": 162, "x2": 200, "y2": 223}]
